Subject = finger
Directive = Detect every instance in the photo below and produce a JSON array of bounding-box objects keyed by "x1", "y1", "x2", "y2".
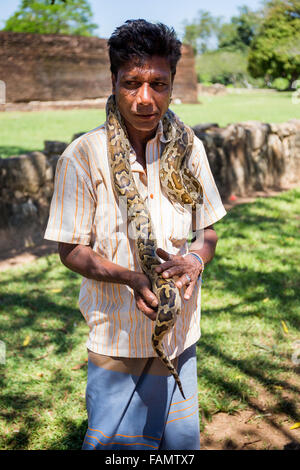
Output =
[
  {"x1": 161, "y1": 265, "x2": 183, "y2": 279},
  {"x1": 175, "y1": 273, "x2": 193, "y2": 289},
  {"x1": 183, "y1": 281, "x2": 196, "y2": 300},
  {"x1": 141, "y1": 288, "x2": 158, "y2": 308},
  {"x1": 156, "y1": 248, "x2": 172, "y2": 262},
  {"x1": 143, "y1": 310, "x2": 157, "y2": 322},
  {"x1": 155, "y1": 260, "x2": 174, "y2": 274},
  {"x1": 136, "y1": 296, "x2": 157, "y2": 317}
]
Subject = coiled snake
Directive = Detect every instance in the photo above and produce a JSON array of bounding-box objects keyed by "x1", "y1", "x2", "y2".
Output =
[{"x1": 106, "y1": 95, "x2": 203, "y2": 398}]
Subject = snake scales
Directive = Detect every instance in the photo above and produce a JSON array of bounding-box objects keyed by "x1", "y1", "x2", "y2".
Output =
[{"x1": 106, "y1": 94, "x2": 203, "y2": 398}]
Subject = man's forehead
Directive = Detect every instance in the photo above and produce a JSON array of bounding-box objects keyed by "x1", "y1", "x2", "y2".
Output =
[{"x1": 117, "y1": 56, "x2": 171, "y2": 78}]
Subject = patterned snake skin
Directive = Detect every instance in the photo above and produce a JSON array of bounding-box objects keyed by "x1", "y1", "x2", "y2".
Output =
[{"x1": 106, "y1": 95, "x2": 203, "y2": 398}]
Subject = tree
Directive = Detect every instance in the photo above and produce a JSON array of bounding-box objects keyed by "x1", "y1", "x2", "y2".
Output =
[
  {"x1": 248, "y1": 0, "x2": 300, "y2": 88},
  {"x1": 183, "y1": 10, "x2": 221, "y2": 54},
  {"x1": 217, "y1": 6, "x2": 262, "y2": 52},
  {"x1": 2, "y1": 0, "x2": 98, "y2": 36}
]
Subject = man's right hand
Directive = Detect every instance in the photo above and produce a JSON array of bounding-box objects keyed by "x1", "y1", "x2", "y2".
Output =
[
  {"x1": 130, "y1": 272, "x2": 158, "y2": 321},
  {"x1": 58, "y1": 243, "x2": 159, "y2": 321}
]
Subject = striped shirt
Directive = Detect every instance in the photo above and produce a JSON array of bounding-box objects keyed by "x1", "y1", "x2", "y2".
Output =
[{"x1": 44, "y1": 119, "x2": 226, "y2": 359}]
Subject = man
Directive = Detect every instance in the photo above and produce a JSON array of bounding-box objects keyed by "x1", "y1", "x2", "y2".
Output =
[{"x1": 44, "y1": 19, "x2": 226, "y2": 450}]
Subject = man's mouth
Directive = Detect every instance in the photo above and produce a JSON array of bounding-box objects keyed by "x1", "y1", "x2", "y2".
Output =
[{"x1": 136, "y1": 113, "x2": 157, "y2": 119}]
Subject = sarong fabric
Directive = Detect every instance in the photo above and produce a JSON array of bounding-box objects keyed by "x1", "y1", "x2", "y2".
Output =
[{"x1": 82, "y1": 343, "x2": 200, "y2": 450}]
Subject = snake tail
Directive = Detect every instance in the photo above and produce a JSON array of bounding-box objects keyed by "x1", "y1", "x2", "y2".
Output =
[{"x1": 151, "y1": 335, "x2": 185, "y2": 399}]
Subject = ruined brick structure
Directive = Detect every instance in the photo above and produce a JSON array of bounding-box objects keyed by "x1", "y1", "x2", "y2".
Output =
[{"x1": 0, "y1": 31, "x2": 198, "y2": 105}]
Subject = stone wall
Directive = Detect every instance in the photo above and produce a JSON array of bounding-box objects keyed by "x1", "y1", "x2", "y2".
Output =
[
  {"x1": 0, "y1": 120, "x2": 299, "y2": 252},
  {"x1": 197, "y1": 83, "x2": 227, "y2": 96},
  {"x1": 0, "y1": 31, "x2": 197, "y2": 105},
  {"x1": 193, "y1": 119, "x2": 300, "y2": 198}
]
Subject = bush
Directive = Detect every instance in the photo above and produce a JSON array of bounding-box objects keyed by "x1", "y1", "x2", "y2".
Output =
[
  {"x1": 196, "y1": 49, "x2": 262, "y2": 87},
  {"x1": 271, "y1": 77, "x2": 290, "y2": 91}
]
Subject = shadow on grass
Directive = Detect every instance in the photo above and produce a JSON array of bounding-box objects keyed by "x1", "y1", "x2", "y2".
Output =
[
  {"x1": 0, "y1": 146, "x2": 37, "y2": 159},
  {"x1": 0, "y1": 259, "x2": 83, "y2": 350},
  {"x1": 46, "y1": 418, "x2": 88, "y2": 450},
  {"x1": 0, "y1": 393, "x2": 52, "y2": 450},
  {"x1": 1, "y1": 386, "x2": 87, "y2": 450},
  {"x1": 0, "y1": 260, "x2": 88, "y2": 449},
  {"x1": 0, "y1": 189, "x2": 299, "y2": 449},
  {"x1": 205, "y1": 263, "x2": 300, "y2": 328},
  {"x1": 196, "y1": 190, "x2": 300, "y2": 447}
]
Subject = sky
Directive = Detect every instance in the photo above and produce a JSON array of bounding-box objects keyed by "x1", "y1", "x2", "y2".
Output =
[{"x1": 0, "y1": 0, "x2": 264, "y2": 39}]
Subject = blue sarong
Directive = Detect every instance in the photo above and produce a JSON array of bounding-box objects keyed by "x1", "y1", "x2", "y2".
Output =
[{"x1": 82, "y1": 343, "x2": 200, "y2": 450}]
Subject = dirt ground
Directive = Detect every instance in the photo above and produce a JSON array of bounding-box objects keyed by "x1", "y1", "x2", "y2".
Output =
[
  {"x1": 1, "y1": 186, "x2": 299, "y2": 450},
  {"x1": 200, "y1": 387, "x2": 300, "y2": 450},
  {"x1": 0, "y1": 239, "x2": 58, "y2": 271},
  {"x1": 201, "y1": 413, "x2": 300, "y2": 450}
]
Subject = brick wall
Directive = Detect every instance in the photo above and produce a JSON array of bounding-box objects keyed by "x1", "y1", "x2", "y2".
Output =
[{"x1": 0, "y1": 31, "x2": 198, "y2": 104}]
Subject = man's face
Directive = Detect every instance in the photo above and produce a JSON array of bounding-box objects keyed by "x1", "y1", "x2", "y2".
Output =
[{"x1": 112, "y1": 55, "x2": 173, "y2": 136}]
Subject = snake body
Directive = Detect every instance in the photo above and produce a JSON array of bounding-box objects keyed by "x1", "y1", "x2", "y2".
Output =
[{"x1": 106, "y1": 95, "x2": 203, "y2": 398}]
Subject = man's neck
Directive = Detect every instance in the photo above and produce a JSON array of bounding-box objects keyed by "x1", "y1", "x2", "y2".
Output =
[{"x1": 124, "y1": 119, "x2": 158, "y2": 167}]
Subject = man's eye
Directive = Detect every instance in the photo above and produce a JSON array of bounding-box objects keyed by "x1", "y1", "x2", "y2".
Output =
[
  {"x1": 153, "y1": 82, "x2": 167, "y2": 89},
  {"x1": 125, "y1": 81, "x2": 139, "y2": 87}
]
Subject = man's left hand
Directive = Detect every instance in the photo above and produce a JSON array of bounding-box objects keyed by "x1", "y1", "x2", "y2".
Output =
[{"x1": 155, "y1": 248, "x2": 203, "y2": 300}]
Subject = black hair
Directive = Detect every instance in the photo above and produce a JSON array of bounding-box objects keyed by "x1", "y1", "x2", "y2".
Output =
[{"x1": 108, "y1": 19, "x2": 182, "y2": 78}]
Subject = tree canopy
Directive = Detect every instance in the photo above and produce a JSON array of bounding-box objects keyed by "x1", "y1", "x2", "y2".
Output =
[
  {"x1": 183, "y1": 10, "x2": 220, "y2": 54},
  {"x1": 183, "y1": 1, "x2": 299, "y2": 88},
  {"x1": 2, "y1": 0, "x2": 98, "y2": 36},
  {"x1": 217, "y1": 6, "x2": 261, "y2": 52},
  {"x1": 247, "y1": 0, "x2": 300, "y2": 87}
]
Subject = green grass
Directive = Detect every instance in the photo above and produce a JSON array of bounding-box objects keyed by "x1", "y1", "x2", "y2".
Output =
[
  {"x1": 171, "y1": 91, "x2": 300, "y2": 127},
  {"x1": 0, "y1": 108, "x2": 106, "y2": 159},
  {"x1": 0, "y1": 257, "x2": 89, "y2": 450},
  {"x1": 0, "y1": 90, "x2": 299, "y2": 158},
  {"x1": 0, "y1": 188, "x2": 299, "y2": 449},
  {"x1": 197, "y1": 188, "x2": 300, "y2": 427}
]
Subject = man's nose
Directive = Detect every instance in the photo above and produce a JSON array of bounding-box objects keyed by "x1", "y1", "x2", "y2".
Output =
[{"x1": 136, "y1": 83, "x2": 153, "y2": 105}]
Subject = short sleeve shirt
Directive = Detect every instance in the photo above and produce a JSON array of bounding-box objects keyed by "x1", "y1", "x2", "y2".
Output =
[{"x1": 44, "y1": 120, "x2": 226, "y2": 359}]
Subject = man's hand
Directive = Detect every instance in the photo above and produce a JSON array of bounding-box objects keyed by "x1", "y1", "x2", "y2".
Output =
[
  {"x1": 130, "y1": 272, "x2": 158, "y2": 321},
  {"x1": 58, "y1": 243, "x2": 159, "y2": 321},
  {"x1": 155, "y1": 248, "x2": 203, "y2": 300}
]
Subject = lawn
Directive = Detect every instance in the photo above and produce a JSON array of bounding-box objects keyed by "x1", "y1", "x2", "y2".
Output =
[
  {"x1": 0, "y1": 90, "x2": 299, "y2": 159},
  {"x1": 173, "y1": 90, "x2": 300, "y2": 127},
  {"x1": 0, "y1": 188, "x2": 299, "y2": 449}
]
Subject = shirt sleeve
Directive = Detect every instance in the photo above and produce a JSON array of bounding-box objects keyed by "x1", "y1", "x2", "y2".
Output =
[
  {"x1": 44, "y1": 151, "x2": 96, "y2": 245},
  {"x1": 188, "y1": 135, "x2": 227, "y2": 229}
]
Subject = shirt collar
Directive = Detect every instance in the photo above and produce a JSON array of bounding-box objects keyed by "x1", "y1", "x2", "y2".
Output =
[{"x1": 129, "y1": 119, "x2": 171, "y2": 165}]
